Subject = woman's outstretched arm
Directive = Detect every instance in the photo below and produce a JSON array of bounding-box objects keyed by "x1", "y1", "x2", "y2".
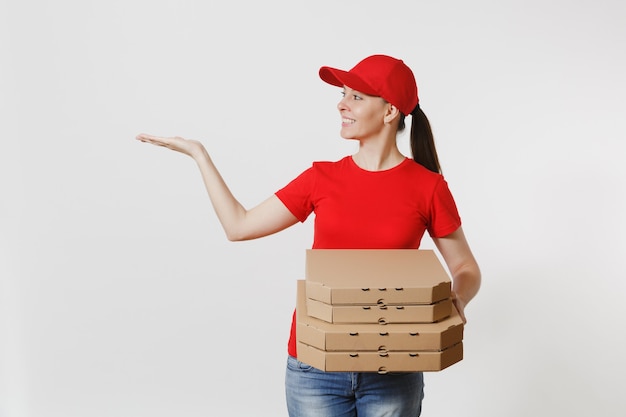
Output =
[{"x1": 136, "y1": 133, "x2": 299, "y2": 241}]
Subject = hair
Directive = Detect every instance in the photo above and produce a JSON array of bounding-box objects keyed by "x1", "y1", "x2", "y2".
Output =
[{"x1": 398, "y1": 105, "x2": 441, "y2": 174}]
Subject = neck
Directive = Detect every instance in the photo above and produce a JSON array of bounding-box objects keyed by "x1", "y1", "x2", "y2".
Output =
[{"x1": 352, "y1": 139, "x2": 405, "y2": 171}]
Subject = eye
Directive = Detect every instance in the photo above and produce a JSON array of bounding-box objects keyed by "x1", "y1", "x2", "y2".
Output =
[{"x1": 340, "y1": 90, "x2": 363, "y2": 101}]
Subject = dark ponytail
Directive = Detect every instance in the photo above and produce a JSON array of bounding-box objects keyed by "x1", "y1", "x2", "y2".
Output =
[{"x1": 398, "y1": 105, "x2": 441, "y2": 174}]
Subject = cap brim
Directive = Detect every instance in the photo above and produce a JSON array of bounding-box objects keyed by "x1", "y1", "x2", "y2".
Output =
[{"x1": 319, "y1": 66, "x2": 378, "y2": 96}]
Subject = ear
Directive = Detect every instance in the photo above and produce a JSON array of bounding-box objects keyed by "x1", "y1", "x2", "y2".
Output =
[{"x1": 383, "y1": 103, "x2": 401, "y2": 125}]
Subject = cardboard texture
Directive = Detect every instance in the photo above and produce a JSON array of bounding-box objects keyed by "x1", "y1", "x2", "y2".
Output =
[
  {"x1": 296, "y1": 281, "x2": 464, "y2": 352},
  {"x1": 297, "y1": 249, "x2": 464, "y2": 372},
  {"x1": 297, "y1": 341, "x2": 463, "y2": 373},
  {"x1": 305, "y1": 297, "x2": 452, "y2": 324},
  {"x1": 305, "y1": 249, "x2": 451, "y2": 305}
]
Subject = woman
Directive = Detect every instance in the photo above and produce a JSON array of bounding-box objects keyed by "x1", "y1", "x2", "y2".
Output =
[{"x1": 137, "y1": 54, "x2": 481, "y2": 416}]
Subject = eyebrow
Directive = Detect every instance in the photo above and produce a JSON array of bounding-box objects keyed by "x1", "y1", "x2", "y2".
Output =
[{"x1": 342, "y1": 87, "x2": 373, "y2": 97}]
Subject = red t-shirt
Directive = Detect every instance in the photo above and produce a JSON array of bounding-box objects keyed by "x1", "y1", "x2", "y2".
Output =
[{"x1": 275, "y1": 156, "x2": 462, "y2": 357}]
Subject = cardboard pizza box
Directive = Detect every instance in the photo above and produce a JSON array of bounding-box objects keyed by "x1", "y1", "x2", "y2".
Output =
[
  {"x1": 305, "y1": 249, "x2": 451, "y2": 305},
  {"x1": 305, "y1": 297, "x2": 452, "y2": 324},
  {"x1": 296, "y1": 280, "x2": 463, "y2": 352},
  {"x1": 296, "y1": 341, "x2": 463, "y2": 373}
]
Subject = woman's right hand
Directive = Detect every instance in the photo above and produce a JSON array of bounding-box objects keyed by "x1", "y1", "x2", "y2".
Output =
[
  {"x1": 136, "y1": 133, "x2": 206, "y2": 160},
  {"x1": 135, "y1": 132, "x2": 299, "y2": 241}
]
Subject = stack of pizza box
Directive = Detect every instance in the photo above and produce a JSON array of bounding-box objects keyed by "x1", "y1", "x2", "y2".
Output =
[{"x1": 296, "y1": 249, "x2": 464, "y2": 373}]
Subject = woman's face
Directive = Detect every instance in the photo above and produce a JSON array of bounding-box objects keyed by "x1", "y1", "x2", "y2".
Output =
[{"x1": 337, "y1": 86, "x2": 389, "y2": 140}]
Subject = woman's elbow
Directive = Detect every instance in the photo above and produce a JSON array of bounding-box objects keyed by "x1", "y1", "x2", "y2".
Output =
[
  {"x1": 225, "y1": 229, "x2": 247, "y2": 242},
  {"x1": 224, "y1": 225, "x2": 258, "y2": 242}
]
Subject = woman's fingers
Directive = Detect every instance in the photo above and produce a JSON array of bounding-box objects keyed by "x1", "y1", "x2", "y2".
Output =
[
  {"x1": 136, "y1": 133, "x2": 172, "y2": 146},
  {"x1": 136, "y1": 133, "x2": 205, "y2": 158},
  {"x1": 451, "y1": 291, "x2": 467, "y2": 324},
  {"x1": 136, "y1": 133, "x2": 180, "y2": 149}
]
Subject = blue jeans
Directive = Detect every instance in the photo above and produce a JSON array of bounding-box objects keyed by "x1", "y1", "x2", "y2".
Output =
[{"x1": 285, "y1": 356, "x2": 424, "y2": 417}]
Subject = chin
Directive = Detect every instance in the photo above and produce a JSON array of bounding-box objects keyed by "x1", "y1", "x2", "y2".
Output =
[{"x1": 339, "y1": 130, "x2": 356, "y2": 141}]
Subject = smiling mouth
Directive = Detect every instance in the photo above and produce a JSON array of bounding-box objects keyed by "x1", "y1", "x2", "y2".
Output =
[{"x1": 342, "y1": 118, "x2": 355, "y2": 124}]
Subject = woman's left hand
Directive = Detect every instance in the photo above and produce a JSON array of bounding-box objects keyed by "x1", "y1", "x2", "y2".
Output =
[{"x1": 451, "y1": 291, "x2": 467, "y2": 324}]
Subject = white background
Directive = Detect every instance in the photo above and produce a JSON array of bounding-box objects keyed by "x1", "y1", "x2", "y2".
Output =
[{"x1": 1, "y1": 0, "x2": 625, "y2": 416}]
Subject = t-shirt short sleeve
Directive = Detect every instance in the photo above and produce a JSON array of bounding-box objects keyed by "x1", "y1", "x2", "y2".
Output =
[
  {"x1": 427, "y1": 177, "x2": 462, "y2": 238},
  {"x1": 275, "y1": 166, "x2": 315, "y2": 223}
]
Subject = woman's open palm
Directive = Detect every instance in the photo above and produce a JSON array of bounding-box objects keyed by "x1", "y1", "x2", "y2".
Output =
[{"x1": 136, "y1": 133, "x2": 205, "y2": 159}]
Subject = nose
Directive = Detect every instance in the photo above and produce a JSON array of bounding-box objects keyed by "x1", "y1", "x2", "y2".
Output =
[{"x1": 337, "y1": 96, "x2": 348, "y2": 111}]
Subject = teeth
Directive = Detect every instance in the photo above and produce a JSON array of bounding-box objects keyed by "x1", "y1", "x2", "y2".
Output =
[{"x1": 342, "y1": 118, "x2": 355, "y2": 124}]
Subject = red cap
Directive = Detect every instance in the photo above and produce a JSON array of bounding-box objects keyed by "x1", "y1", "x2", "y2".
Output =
[{"x1": 319, "y1": 54, "x2": 419, "y2": 116}]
